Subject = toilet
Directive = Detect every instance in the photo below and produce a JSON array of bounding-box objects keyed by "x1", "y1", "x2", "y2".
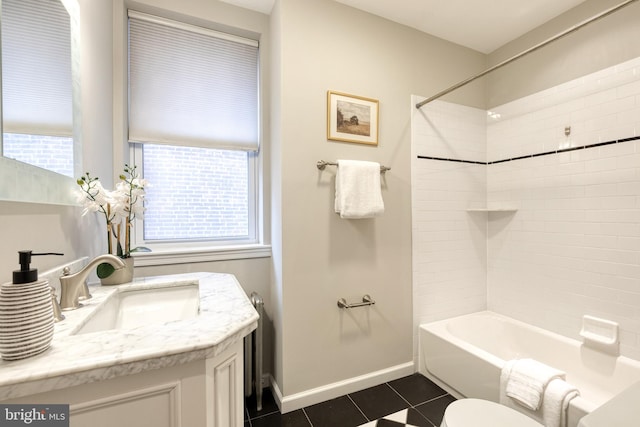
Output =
[{"x1": 441, "y1": 398, "x2": 543, "y2": 427}]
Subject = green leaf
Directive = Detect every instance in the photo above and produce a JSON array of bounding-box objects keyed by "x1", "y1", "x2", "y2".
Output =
[{"x1": 96, "y1": 262, "x2": 116, "y2": 279}]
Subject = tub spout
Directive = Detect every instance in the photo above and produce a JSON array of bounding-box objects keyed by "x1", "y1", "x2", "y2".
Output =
[{"x1": 59, "y1": 254, "x2": 126, "y2": 310}]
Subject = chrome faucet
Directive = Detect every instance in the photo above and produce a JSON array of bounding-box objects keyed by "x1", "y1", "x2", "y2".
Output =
[{"x1": 59, "y1": 254, "x2": 126, "y2": 310}]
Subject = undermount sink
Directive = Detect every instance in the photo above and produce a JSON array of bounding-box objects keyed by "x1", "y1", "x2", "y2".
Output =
[{"x1": 73, "y1": 282, "x2": 200, "y2": 335}]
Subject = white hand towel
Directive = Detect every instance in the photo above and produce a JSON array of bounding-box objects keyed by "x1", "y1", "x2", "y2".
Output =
[
  {"x1": 542, "y1": 378, "x2": 579, "y2": 427},
  {"x1": 501, "y1": 365, "x2": 579, "y2": 427},
  {"x1": 334, "y1": 160, "x2": 384, "y2": 219},
  {"x1": 504, "y1": 358, "x2": 566, "y2": 411}
]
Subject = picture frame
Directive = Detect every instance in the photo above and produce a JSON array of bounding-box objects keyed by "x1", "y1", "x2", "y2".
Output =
[{"x1": 327, "y1": 91, "x2": 379, "y2": 145}]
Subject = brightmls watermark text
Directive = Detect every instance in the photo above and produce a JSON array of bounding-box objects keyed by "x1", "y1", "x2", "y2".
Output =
[{"x1": 0, "y1": 405, "x2": 69, "y2": 426}]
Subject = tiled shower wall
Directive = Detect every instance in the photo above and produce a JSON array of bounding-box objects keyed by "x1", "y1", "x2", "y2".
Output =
[
  {"x1": 411, "y1": 55, "x2": 640, "y2": 361},
  {"x1": 411, "y1": 97, "x2": 488, "y2": 362},
  {"x1": 486, "y1": 56, "x2": 640, "y2": 360}
]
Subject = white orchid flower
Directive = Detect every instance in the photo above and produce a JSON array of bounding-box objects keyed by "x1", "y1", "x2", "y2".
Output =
[{"x1": 77, "y1": 165, "x2": 149, "y2": 258}]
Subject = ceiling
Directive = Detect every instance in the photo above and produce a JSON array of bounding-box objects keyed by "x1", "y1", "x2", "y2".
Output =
[{"x1": 220, "y1": 0, "x2": 588, "y2": 53}]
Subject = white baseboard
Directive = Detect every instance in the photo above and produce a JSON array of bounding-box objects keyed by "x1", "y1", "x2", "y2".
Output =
[{"x1": 270, "y1": 362, "x2": 415, "y2": 414}]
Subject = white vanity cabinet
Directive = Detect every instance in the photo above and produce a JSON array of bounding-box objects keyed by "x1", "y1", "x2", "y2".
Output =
[
  {"x1": 207, "y1": 341, "x2": 245, "y2": 427},
  {"x1": 5, "y1": 340, "x2": 244, "y2": 427},
  {"x1": 0, "y1": 273, "x2": 259, "y2": 427}
]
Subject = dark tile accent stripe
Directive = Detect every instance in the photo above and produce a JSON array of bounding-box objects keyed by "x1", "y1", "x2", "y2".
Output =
[
  {"x1": 417, "y1": 135, "x2": 640, "y2": 166},
  {"x1": 417, "y1": 156, "x2": 486, "y2": 165}
]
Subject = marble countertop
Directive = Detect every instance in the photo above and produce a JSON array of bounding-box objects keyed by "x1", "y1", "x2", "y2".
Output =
[{"x1": 0, "y1": 272, "x2": 259, "y2": 401}]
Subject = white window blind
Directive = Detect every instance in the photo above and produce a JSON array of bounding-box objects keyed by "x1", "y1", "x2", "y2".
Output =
[
  {"x1": 1, "y1": 0, "x2": 72, "y2": 136},
  {"x1": 128, "y1": 11, "x2": 260, "y2": 151}
]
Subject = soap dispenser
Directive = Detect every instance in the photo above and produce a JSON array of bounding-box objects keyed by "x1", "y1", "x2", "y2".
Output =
[{"x1": 0, "y1": 250, "x2": 63, "y2": 361}]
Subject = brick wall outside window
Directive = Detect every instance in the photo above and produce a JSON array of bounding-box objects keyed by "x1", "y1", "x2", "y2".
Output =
[
  {"x1": 3, "y1": 133, "x2": 74, "y2": 177},
  {"x1": 142, "y1": 144, "x2": 249, "y2": 240}
]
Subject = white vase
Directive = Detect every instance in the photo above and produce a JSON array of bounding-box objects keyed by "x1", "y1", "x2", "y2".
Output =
[{"x1": 100, "y1": 257, "x2": 134, "y2": 286}]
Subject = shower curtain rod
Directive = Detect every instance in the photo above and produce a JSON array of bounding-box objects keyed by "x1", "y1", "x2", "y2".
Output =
[{"x1": 415, "y1": 0, "x2": 639, "y2": 109}]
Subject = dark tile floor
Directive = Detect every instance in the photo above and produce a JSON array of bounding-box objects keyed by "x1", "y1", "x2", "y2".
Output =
[{"x1": 244, "y1": 373, "x2": 456, "y2": 427}]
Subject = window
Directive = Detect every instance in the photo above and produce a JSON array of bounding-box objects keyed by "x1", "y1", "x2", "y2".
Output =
[
  {"x1": 1, "y1": 0, "x2": 74, "y2": 177},
  {"x1": 128, "y1": 11, "x2": 260, "y2": 250},
  {"x1": 139, "y1": 144, "x2": 252, "y2": 241}
]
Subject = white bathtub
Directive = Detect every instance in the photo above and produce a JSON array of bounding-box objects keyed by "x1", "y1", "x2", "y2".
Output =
[{"x1": 419, "y1": 311, "x2": 640, "y2": 427}]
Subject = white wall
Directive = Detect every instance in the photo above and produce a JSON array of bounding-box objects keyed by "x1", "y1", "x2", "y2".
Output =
[
  {"x1": 487, "y1": 56, "x2": 640, "y2": 360},
  {"x1": 0, "y1": 201, "x2": 95, "y2": 284},
  {"x1": 271, "y1": 0, "x2": 486, "y2": 409},
  {"x1": 488, "y1": 0, "x2": 640, "y2": 107}
]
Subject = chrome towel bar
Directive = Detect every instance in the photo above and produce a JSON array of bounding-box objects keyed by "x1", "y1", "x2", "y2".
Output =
[
  {"x1": 337, "y1": 294, "x2": 375, "y2": 309},
  {"x1": 317, "y1": 160, "x2": 390, "y2": 173}
]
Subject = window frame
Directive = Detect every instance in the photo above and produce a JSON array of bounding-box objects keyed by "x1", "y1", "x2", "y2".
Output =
[{"x1": 125, "y1": 9, "x2": 269, "y2": 265}]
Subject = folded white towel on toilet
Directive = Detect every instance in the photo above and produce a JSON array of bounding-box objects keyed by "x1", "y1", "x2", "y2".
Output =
[
  {"x1": 334, "y1": 160, "x2": 384, "y2": 219},
  {"x1": 504, "y1": 358, "x2": 566, "y2": 410}
]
